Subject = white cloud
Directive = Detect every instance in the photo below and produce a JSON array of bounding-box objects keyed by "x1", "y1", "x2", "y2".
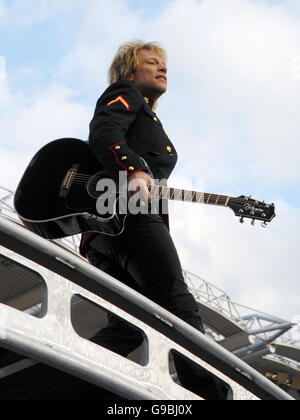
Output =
[
  {"x1": 0, "y1": 84, "x2": 91, "y2": 152},
  {"x1": 0, "y1": 55, "x2": 5, "y2": 80},
  {"x1": 58, "y1": 44, "x2": 110, "y2": 97},
  {"x1": 151, "y1": 0, "x2": 300, "y2": 187},
  {"x1": 0, "y1": 0, "x2": 80, "y2": 27},
  {"x1": 169, "y1": 197, "x2": 300, "y2": 321},
  {"x1": 55, "y1": 0, "x2": 147, "y2": 97},
  {"x1": 0, "y1": 79, "x2": 10, "y2": 106},
  {"x1": 0, "y1": 146, "x2": 31, "y2": 191},
  {"x1": 0, "y1": 81, "x2": 92, "y2": 194},
  {"x1": 0, "y1": 0, "x2": 7, "y2": 23}
]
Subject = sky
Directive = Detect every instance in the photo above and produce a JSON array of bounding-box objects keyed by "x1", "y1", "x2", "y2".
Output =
[{"x1": 0, "y1": 0, "x2": 299, "y2": 332}]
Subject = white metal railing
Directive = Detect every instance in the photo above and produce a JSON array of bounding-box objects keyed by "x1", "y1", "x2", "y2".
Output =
[{"x1": 4, "y1": 217, "x2": 288, "y2": 400}]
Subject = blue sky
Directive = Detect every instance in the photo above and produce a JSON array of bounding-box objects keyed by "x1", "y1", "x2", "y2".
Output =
[{"x1": 0, "y1": 0, "x2": 299, "y2": 323}]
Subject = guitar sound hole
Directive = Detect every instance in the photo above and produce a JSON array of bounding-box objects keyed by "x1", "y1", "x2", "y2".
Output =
[
  {"x1": 87, "y1": 175, "x2": 101, "y2": 199},
  {"x1": 87, "y1": 173, "x2": 117, "y2": 201}
]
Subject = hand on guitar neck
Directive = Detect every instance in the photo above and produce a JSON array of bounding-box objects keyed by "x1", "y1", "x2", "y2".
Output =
[{"x1": 128, "y1": 170, "x2": 153, "y2": 205}]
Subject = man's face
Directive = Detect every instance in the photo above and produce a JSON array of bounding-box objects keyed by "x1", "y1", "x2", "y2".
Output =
[{"x1": 128, "y1": 49, "x2": 167, "y2": 101}]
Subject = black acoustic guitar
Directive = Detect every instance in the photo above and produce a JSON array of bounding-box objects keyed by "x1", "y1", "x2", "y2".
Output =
[{"x1": 14, "y1": 138, "x2": 276, "y2": 239}]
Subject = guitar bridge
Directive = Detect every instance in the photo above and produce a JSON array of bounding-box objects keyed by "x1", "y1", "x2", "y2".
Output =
[{"x1": 59, "y1": 164, "x2": 80, "y2": 198}]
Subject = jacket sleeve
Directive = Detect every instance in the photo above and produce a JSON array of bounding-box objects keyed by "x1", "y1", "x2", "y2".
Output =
[{"x1": 89, "y1": 80, "x2": 149, "y2": 182}]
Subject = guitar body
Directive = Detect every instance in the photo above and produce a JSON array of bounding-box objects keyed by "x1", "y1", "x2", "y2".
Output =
[{"x1": 14, "y1": 138, "x2": 125, "y2": 239}]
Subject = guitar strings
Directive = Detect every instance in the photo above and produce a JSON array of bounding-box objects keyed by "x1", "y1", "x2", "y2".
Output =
[
  {"x1": 69, "y1": 174, "x2": 234, "y2": 205},
  {"x1": 63, "y1": 173, "x2": 271, "y2": 220}
]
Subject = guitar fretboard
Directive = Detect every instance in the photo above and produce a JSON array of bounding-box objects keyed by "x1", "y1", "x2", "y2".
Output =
[{"x1": 148, "y1": 185, "x2": 230, "y2": 206}]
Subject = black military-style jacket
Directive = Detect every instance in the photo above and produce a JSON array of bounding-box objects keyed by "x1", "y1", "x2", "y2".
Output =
[
  {"x1": 80, "y1": 79, "x2": 178, "y2": 256},
  {"x1": 89, "y1": 79, "x2": 177, "y2": 180}
]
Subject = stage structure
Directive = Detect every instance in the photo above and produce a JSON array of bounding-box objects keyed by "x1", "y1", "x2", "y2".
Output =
[{"x1": 0, "y1": 186, "x2": 298, "y2": 400}]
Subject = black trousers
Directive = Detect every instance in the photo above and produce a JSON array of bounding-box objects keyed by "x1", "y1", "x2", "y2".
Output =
[{"x1": 85, "y1": 214, "x2": 226, "y2": 399}]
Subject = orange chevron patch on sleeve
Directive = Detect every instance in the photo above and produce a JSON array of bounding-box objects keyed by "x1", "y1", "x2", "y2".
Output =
[{"x1": 106, "y1": 95, "x2": 130, "y2": 111}]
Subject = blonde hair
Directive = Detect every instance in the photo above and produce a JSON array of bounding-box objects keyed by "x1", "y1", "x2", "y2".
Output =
[{"x1": 108, "y1": 40, "x2": 167, "y2": 85}]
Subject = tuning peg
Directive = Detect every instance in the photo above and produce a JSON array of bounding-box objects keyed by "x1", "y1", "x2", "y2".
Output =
[
  {"x1": 240, "y1": 217, "x2": 244, "y2": 224},
  {"x1": 261, "y1": 221, "x2": 268, "y2": 228},
  {"x1": 251, "y1": 219, "x2": 255, "y2": 226}
]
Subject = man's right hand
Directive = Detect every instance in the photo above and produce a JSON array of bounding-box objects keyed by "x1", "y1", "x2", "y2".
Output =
[{"x1": 128, "y1": 171, "x2": 153, "y2": 205}]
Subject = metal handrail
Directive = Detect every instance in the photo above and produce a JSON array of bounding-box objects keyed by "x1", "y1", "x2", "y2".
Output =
[{"x1": 0, "y1": 216, "x2": 293, "y2": 400}]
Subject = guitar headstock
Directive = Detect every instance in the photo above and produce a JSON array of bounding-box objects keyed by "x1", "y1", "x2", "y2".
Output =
[{"x1": 228, "y1": 195, "x2": 276, "y2": 226}]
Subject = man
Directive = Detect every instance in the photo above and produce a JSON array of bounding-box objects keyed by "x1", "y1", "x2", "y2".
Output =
[{"x1": 80, "y1": 41, "x2": 224, "y2": 399}]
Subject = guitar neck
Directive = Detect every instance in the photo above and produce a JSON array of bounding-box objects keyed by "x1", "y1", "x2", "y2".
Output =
[{"x1": 148, "y1": 185, "x2": 230, "y2": 207}]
